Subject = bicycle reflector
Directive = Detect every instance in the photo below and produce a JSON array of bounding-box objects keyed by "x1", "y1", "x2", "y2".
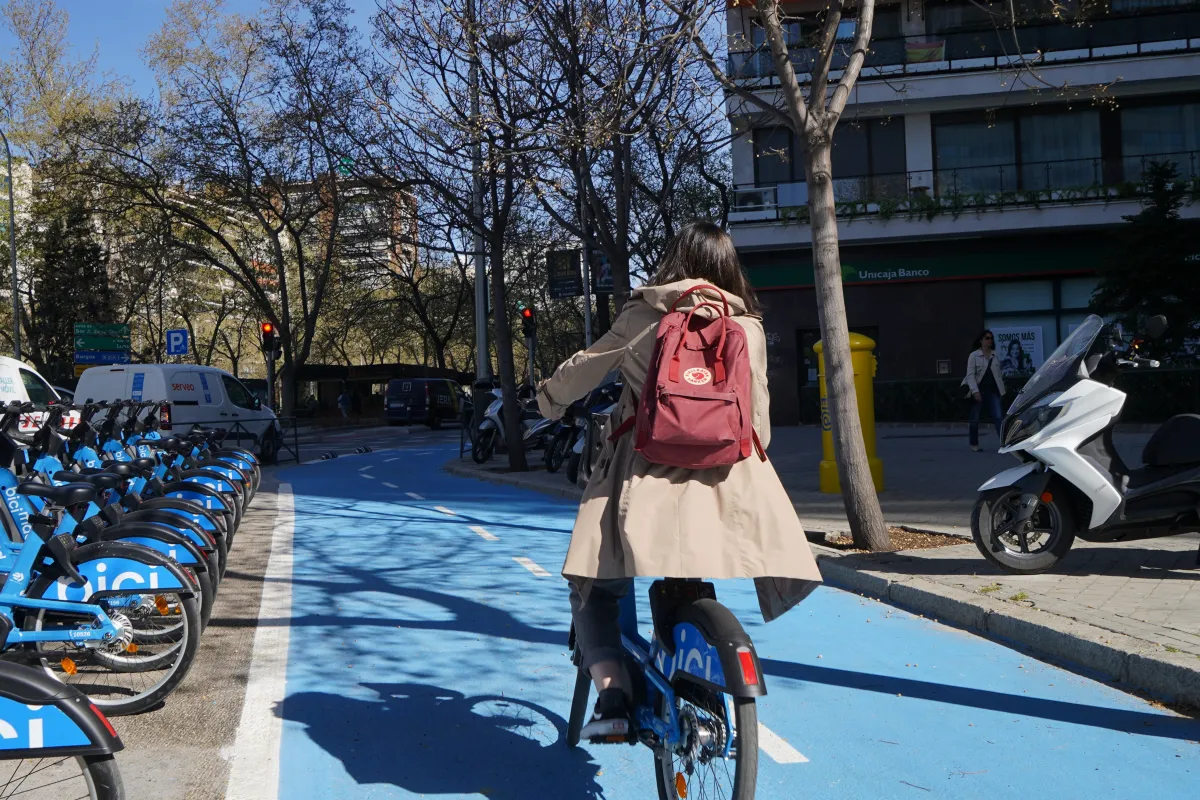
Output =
[{"x1": 736, "y1": 646, "x2": 759, "y2": 686}]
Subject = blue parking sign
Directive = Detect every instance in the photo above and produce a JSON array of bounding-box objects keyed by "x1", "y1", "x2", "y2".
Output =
[{"x1": 167, "y1": 329, "x2": 188, "y2": 356}]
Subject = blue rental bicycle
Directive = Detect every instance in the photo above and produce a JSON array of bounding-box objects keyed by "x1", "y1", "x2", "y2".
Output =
[
  {"x1": 0, "y1": 651, "x2": 125, "y2": 799},
  {"x1": 566, "y1": 579, "x2": 763, "y2": 800}
]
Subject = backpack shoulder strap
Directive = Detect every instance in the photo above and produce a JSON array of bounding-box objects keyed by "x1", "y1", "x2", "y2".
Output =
[{"x1": 669, "y1": 284, "x2": 730, "y2": 316}]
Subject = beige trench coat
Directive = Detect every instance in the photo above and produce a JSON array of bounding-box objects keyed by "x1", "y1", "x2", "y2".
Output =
[{"x1": 538, "y1": 279, "x2": 822, "y2": 623}]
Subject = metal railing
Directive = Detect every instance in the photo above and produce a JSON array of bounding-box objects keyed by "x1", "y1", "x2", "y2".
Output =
[
  {"x1": 731, "y1": 150, "x2": 1200, "y2": 220},
  {"x1": 728, "y1": 9, "x2": 1200, "y2": 82}
]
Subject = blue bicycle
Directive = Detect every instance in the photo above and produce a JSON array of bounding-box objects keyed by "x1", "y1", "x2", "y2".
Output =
[
  {"x1": 567, "y1": 579, "x2": 763, "y2": 799},
  {"x1": 0, "y1": 654, "x2": 125, "y2": 799}
]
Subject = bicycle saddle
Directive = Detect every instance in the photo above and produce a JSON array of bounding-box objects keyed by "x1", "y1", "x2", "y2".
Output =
[
  {"x1": 131, "y1": 457, "x2": 157, "y2": 473},
  {"x1": 53, "y1": 471, "x2": 123, "y2": 491},
  {"x1": 17, "y1": 482, "x2": 97, "y2": 506}
]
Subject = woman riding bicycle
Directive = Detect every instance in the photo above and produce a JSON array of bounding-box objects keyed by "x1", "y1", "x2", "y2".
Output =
[{"x1": 537, "y1": 221, "x2": 822, "y2": 740}]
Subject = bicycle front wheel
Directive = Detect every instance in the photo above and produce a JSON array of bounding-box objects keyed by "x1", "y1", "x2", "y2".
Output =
[
  {"x1": 0, "y1": 754, "x2": 123, "y2": 799},
  {"x1": 655, "y1": 690, "x2": 757, "y2": 800}
]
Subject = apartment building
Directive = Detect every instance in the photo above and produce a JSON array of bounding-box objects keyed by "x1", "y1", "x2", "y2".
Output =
[{"x1": 726, "y1": 0, "x2": 1200, "y2": 423}]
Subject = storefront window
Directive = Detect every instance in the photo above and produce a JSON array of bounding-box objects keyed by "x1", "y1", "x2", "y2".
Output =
[{"x1": 985, "y1": 276, "x2": 1100, "y2": 377}]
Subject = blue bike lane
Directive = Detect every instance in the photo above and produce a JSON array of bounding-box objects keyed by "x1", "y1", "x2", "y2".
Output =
[{"x1": 266, "y1": 446, "x2": 1200, "y2": 799}]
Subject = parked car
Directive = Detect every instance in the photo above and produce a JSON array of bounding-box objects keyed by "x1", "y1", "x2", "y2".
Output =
[
  {"x1": 75, "y1": 364, "x2": 282, "y2": 460},
  {"x1": 0, "y1": 356, "x2": 78, "y2": 431},
  {"x1": 385, "y1": 378, "x2": 465, "y2": 429},
  {"x1": 53, "y1": 385, "x2": 74, "y2": 402}
]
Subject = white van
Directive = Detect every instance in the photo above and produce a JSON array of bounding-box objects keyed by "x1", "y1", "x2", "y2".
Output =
[
  {"x1": 0, "y1": 355, "x2": 78, "y2": 432},
  {"x1": 75, "y1": 364, "x2": 281, "y2": 459}
]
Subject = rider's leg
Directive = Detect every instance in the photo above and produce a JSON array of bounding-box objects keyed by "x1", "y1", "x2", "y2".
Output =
[{"x1": 569, "y1": 577, "x2": 632, "y2": 694}]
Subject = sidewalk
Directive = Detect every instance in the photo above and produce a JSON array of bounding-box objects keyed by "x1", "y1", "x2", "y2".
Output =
[{"x1": 444, "y1": 425, "x2": 1200, "y2": 709}]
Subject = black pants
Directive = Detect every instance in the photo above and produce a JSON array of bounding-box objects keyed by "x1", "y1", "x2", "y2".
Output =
[{"x1": 569, "y1": 578, "x2": 632, "y2": 671}]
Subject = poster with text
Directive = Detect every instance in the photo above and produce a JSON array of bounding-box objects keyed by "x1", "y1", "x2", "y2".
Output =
[{"x1": 993, "y1": 326, "x2": 1043, "y2": 377}]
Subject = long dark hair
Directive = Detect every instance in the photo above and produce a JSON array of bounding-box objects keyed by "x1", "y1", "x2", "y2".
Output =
[
  {"x1": 649, "y1": 221, "x2": 760, "y2": 314},
  {"x1": 973, "y1": 330, "x2": 995, "y2": 351}
]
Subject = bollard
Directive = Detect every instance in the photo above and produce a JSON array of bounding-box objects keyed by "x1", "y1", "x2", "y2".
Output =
[{"x1": 812, "y1": 333, "x2": 884, "y2": 494}]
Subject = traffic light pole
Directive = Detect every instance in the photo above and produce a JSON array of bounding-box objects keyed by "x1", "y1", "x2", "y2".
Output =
[
  {"x1": 265, "y1": 351, "x2": 275, "y2": 410},
  {"x1": 526, "y1": 336, "x2": 535, "y2": 387}
]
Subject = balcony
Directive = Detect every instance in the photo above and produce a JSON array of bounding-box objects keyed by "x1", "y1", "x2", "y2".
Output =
[
  {"x1": 729, "y1": 150, "x2": 1200, "y2": 224},
  {"x1": 727, "y1": 9, "x2": 1200, "y2": 84}
]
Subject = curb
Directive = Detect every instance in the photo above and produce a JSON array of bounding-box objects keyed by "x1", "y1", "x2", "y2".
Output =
[{"x1": 816, "y1": 556, "x2": 1200, "y2": 709}]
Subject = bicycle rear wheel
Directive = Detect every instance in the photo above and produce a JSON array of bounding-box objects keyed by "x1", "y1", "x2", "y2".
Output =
[
  {"x1": 654, "y1": 689, "x2": 757, "y2": 800},
  {"x1": 0, "y1": 754, "x2": 123, "y2": 799}
]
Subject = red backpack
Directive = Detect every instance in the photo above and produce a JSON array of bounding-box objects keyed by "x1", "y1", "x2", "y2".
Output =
[{"x1": 611, "y1": 284, "x2": 764, "y2": 469}]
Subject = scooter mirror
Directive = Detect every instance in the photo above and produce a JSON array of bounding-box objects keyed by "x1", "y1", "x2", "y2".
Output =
[{"x1": 1146, "y1": 315, "x2": 1168, "y2": 340}]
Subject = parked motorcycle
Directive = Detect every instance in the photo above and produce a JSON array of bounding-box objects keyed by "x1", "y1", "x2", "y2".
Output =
[
  {"x1": 971, "y1": 313, "x2": 1200, "y2": 574},
  {"x1": 472, "y1": 388, "x2": 546, "y2": 464},
  {"x1": 545, "y1": 380, "x2": 623, "y2": 474}
]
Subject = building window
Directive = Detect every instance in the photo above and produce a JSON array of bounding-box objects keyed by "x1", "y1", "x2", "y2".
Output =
[
  {"x1": 1120, "y1": 103, "x2": 1200, "y2": 181},
  {"x1": 1020, "y1": 110, "x2": 1102, "y2": 189},
  {"x1": 984, "y1": 276, "x2": 1100, "y2": 376},
  {"x1": 934, "y1": 108, "x2": 1104, "y2": 195},
  {"x1": 934, "y1": 119, "x2": 1016, "y2": 194},
  {"x1": 752, "y1": 127, "x2": 797, "y2": 185}
]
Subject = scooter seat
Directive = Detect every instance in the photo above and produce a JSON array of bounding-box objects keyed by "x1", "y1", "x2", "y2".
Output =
[
  {"x1": 1144, "y1": 414, "x2": 1200, "y2": 467},
  {"x1": 17, "y1": 482, "x2": 96, "y2": 506}
]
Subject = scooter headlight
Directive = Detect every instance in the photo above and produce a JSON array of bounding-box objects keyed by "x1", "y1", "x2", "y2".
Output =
[{"x1": 1003, "y1": 392, "x2": 1065, "y2": 446}]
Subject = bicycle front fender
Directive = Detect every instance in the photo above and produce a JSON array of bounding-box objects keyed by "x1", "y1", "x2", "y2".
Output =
[{"x1": 655, "y1": 599, "x2": 766, "y2": 699}]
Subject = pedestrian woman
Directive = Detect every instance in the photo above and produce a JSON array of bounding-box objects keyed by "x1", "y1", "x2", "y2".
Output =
[
  {"x1": 963, "y1": 330, "x2": 1007, "y2": 451},
  {"x1": 537, "y1": 221, "x2": 822, "y2": 739}
]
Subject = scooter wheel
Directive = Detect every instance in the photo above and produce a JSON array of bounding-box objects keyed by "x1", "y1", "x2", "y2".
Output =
[
  {"x1": 472, "y1": 431, "x2": 495, "y2": 464},
  {"x1": 971, "y1": 488, "x2": 1076, "y2": 574}
]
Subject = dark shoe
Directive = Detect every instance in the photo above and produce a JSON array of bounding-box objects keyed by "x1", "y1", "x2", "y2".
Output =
[{"x1": 580, "y1": 688, "x2": 630, "y2": 743}]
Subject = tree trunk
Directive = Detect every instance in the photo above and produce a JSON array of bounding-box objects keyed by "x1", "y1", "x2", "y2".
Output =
[
  {"x1": 488, "y1": 238, "x2": 528, "y2": 471},
  {"x1": 806, "y1": 140, "x2": 891, "y2": 551}
]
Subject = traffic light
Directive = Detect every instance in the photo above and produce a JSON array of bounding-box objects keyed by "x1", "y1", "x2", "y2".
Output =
[
  {"x1": 520, "y1": 304, "x2": 536, "y2": 339},
  {"x1": 260, "y1": 322, "x2": 277, "y2": 354}
]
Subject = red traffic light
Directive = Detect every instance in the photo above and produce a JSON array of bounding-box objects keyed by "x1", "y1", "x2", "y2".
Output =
[
  {"x1": 261, "y1": 322, "x2": 274, "y2": 334},
  {"x1": 521, "y1": 308, "x2": 533, "y2": 319}
]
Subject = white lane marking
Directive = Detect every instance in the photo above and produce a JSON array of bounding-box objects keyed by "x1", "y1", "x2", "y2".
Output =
[
  {"x1": 758, "y1": 723, "x2": 809, "y2": 764},
  {"x1": 513, "y1": 557, "x2": 551, "y2": 577},
  {"x1": 225, "y1": 484, "x2": 295, "y2": 800},
  {"x1": 414, "y1": 451, "x2": 433, "y2": 455},
  {"x1": 358, "y1": 465, "x2": 371, "y2": 471},
  {"x1": 385, "y1": 457, "x2": 399, "y2": 462},
  {"x1": 406, "y1": 492, "x2": 424, "y2": 500},
  {"x1": 362, "y1": 474, "x2": 375, "y2": 480},
  {"x1": 383, "y1": 482, "x2": 399, "y2": 489},
  {"x1": 434, "y1": 505, "x2": 456, "y2": 516},
  {"x1": 470, "y1": 525, "x2": 498, "y2": 541}
]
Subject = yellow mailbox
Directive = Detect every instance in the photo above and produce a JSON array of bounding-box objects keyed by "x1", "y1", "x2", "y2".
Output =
[{"x1": 812, "y1": 334, "x2": 885, "y2": 494}]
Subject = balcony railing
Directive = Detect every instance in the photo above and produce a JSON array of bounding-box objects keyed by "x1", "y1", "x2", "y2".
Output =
[
  {"x1": 727, "y1": 10, "x2": 1200, "y2": 82},
  {"x1": 730, "y1": 150, "x2": 1200, "y2": 223}
]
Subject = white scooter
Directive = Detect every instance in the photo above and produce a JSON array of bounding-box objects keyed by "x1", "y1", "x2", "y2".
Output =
[
  {"x1": 970, "y1": 314, "x2": 1200, "y2": 574},
  {"x1": 471, "y1": 388, "x2": 545, "y2": 464}
]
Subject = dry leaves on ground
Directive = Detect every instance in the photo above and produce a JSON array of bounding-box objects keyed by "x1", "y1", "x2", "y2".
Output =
[{"x1": 821, "y1": 527, "x2": 966, "y2": 553}]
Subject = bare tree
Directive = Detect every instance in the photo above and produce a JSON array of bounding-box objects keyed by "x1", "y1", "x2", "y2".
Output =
[{"x1": 682, "y1": 0, "x2": 890, "y2": 550}]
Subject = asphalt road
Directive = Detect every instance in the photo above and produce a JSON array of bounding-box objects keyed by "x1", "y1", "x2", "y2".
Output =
[{"x1": 110, "y1": 425, "x2": 1200, "y2": 799}]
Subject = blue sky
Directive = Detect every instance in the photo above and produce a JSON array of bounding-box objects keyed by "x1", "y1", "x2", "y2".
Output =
[{"x1": 0, "y1": 0, "x2": 378, "y2": 94}]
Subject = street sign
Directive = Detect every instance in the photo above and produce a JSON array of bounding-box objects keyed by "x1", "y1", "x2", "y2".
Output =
[
  {"x1": 167, "y1": 329, "x2": 189, "y2": 356},
  {"x1": 590, "y1": 251, "x2": 614, "y2": 293},
  {"x1": 73, "y1": 350, "x2": 131, "y2": 365},
  {"x1": 547, "y1": 249, "x2": 583, "y2": 299},
  {"x1": 74, "y1": 334, "x2": 131, "y2": 351},
  {"x1": 74, "y1": 364, "x2": 91, "y2": 377},
  {"x1": 73, "y1": 323, "x2": 130, "y2": 337}
]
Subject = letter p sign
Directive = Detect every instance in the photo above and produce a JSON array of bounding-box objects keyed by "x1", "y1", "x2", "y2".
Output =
[{"x1": 167, "y1": 329, "x2": 188, "y2": 356}]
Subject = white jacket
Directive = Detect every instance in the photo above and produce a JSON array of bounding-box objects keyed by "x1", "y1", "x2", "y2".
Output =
[{"x1": 962, "y1": 349, "x2": 1006, "y2": 396}]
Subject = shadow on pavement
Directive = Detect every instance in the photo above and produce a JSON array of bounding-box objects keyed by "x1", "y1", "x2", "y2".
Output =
[
  {"x1": 763, "y1": 659, "x2": 1200, "y2": 741},
  {"x1": 841, "y1": 547, "x2": 1200, "y2": 581},
  {"x1": 277, "y1": 682, "x2": 605, "y2": 799}
]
